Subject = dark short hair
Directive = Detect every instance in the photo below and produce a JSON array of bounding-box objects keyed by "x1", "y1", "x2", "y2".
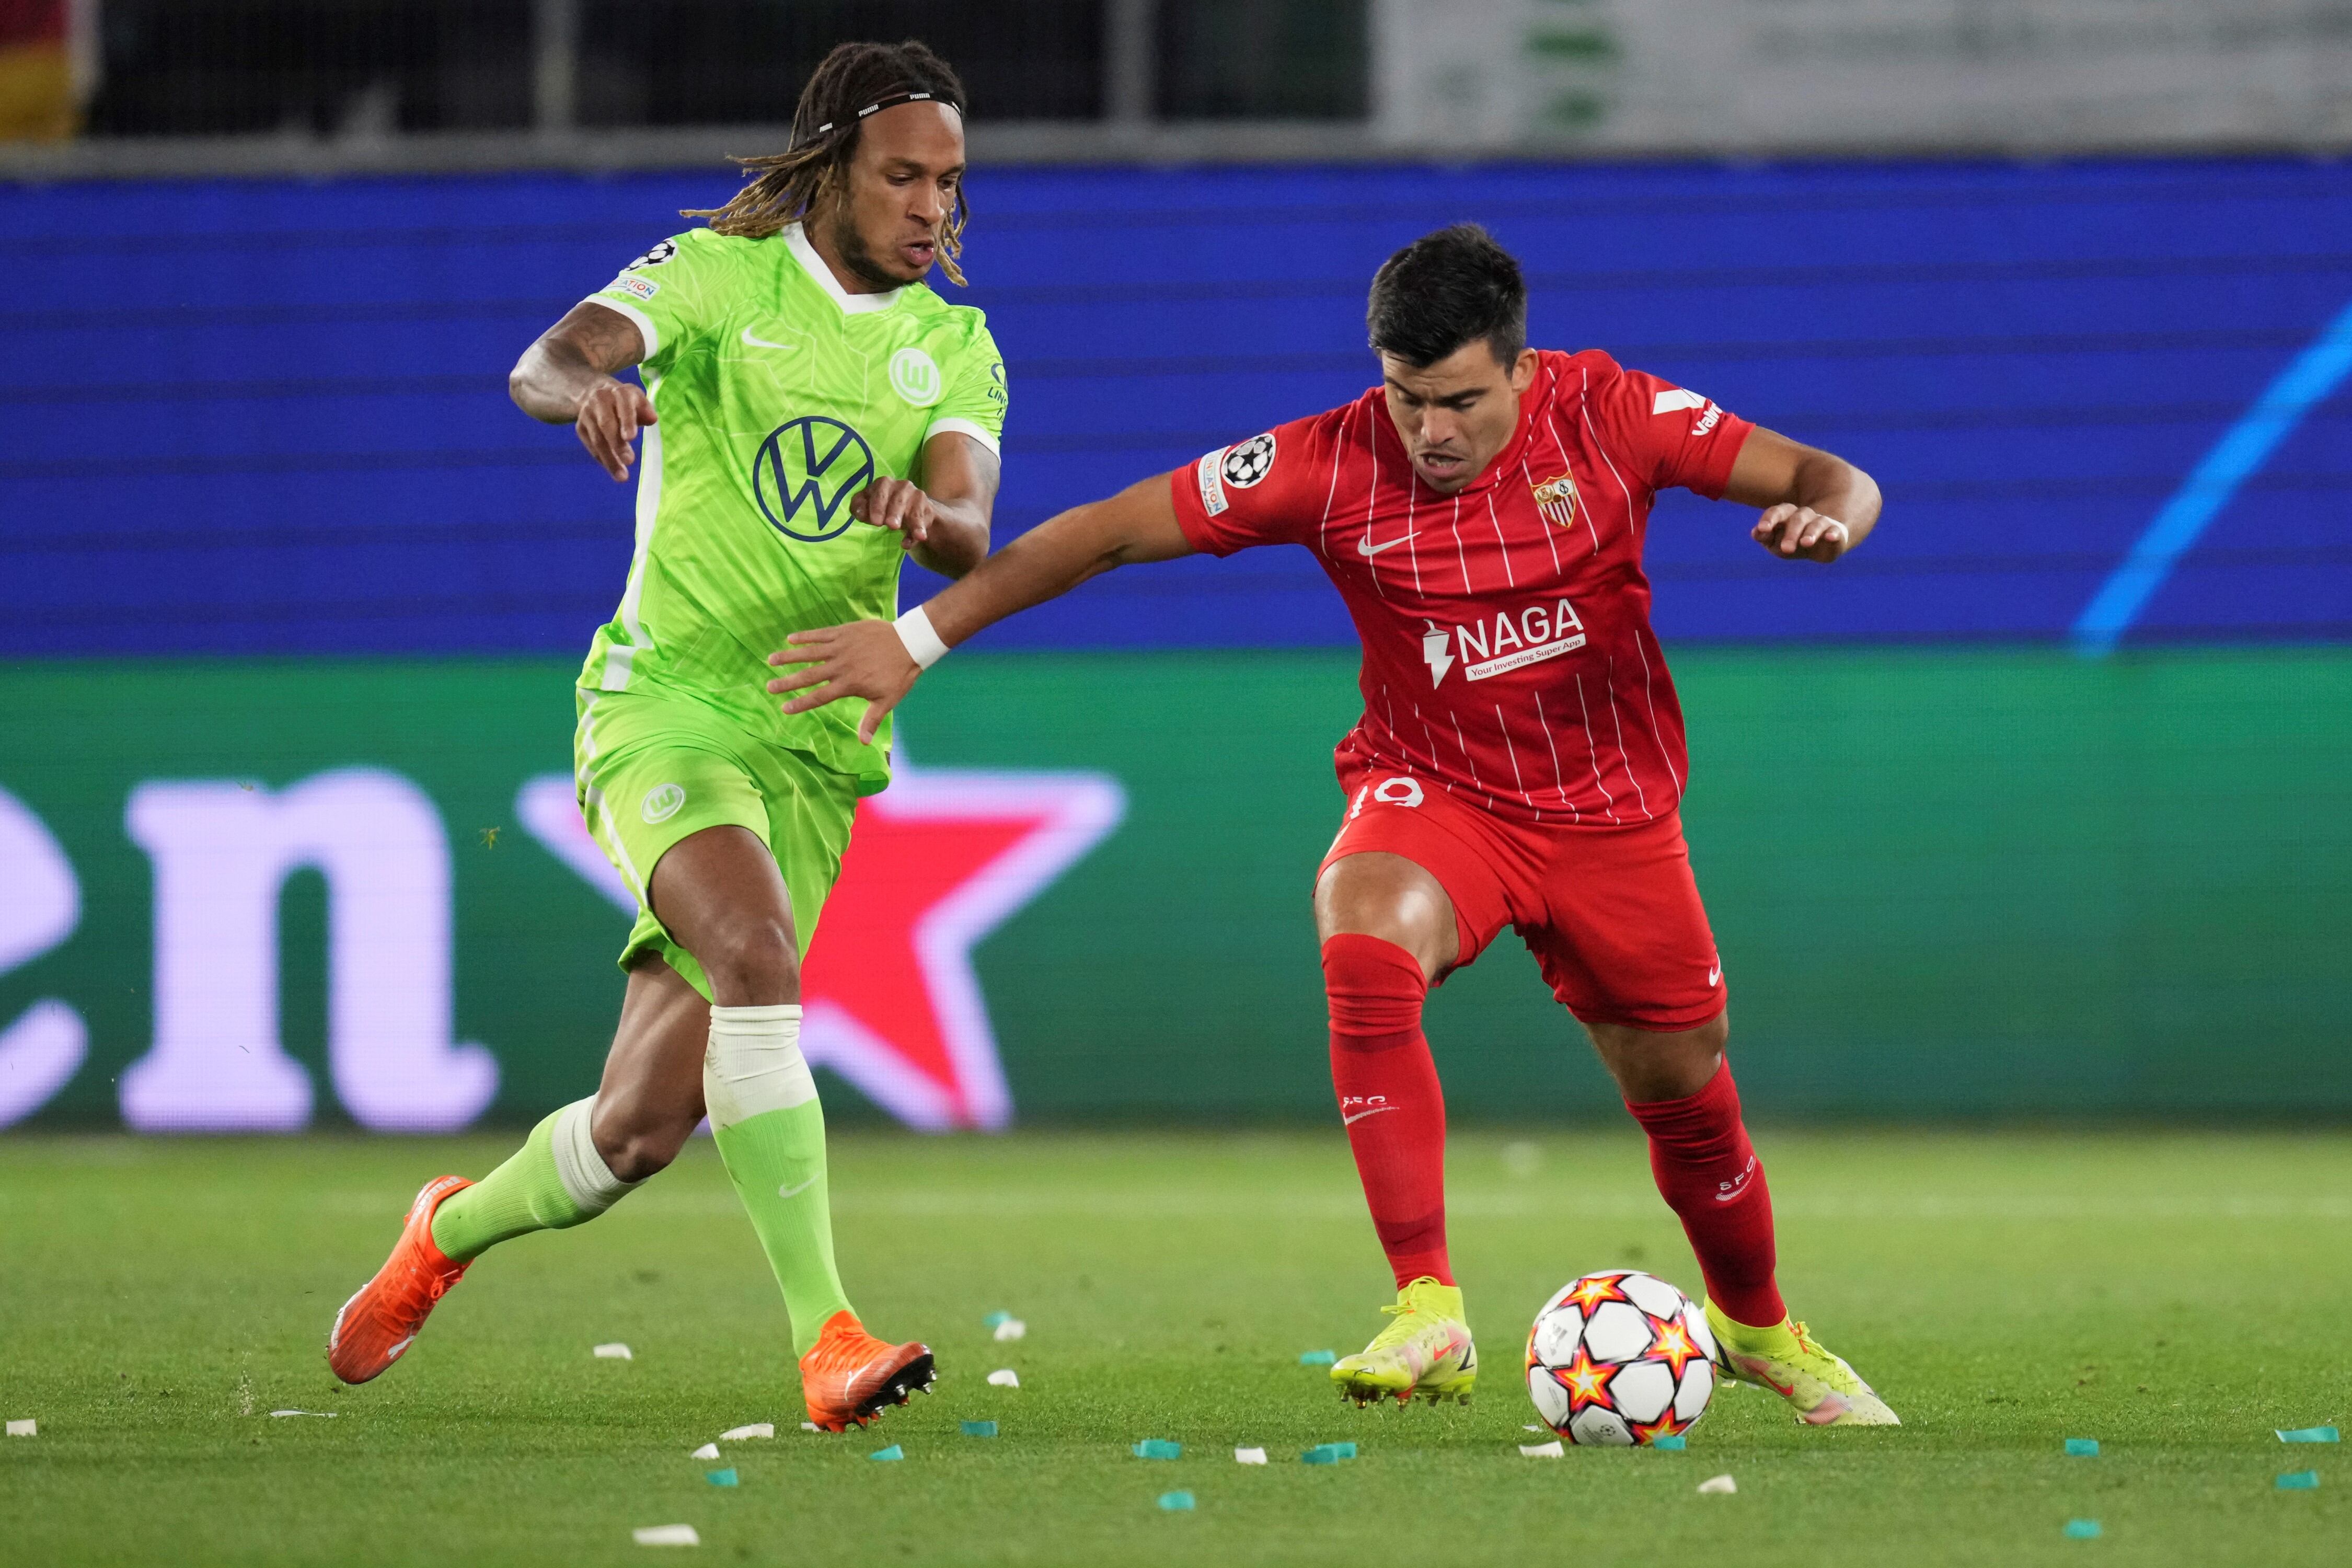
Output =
[{"x1": 1366, "y1": 224, "x2": 1527, "y2": 369}]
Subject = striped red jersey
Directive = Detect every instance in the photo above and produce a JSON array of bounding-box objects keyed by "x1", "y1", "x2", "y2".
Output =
[{"x1": 1169, "y1": 349, "x2": 1754, "y2": 827}]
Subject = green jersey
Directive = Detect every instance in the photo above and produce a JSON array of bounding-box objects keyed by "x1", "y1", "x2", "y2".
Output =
[{"x1": 577, "y1": 222, "x2": 1007, "y2": 792}]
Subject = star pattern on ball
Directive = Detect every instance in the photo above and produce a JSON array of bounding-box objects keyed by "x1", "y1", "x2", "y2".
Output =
[
  {"x1": 1645, "y1": 1317, "x2": 1705, "y2": 1380},
  {"x1": 1629, "y1": 1412, "x2": 1687, "y2": 1446},
  {"x1": 1564, "y1": 1273, "x2": 1630, "y2": 1314},
  {"x1": 1548, "y1": 1346, "x2": 1618, "y2": 1413}
]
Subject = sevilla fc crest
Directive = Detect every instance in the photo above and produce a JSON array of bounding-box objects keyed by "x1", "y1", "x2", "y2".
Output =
[{"x1": 1531, "y1": 472, "x2": 1578, "y2": 529}]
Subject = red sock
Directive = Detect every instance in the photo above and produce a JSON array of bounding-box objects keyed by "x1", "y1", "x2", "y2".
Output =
[
  {"x1": 1322, "y1": 933, "x2": 1451, "y2": 1289},
  {"x1": 1624, "y1": 1059, "x2": 1785, "y2": 1329}
]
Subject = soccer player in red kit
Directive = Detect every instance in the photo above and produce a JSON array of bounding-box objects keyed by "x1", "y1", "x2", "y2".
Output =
[{"x1": 774, "y1": 224, "x2": 1897, "y2": 1426}]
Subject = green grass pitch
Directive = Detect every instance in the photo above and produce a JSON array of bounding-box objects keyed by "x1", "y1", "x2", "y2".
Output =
[{"x1": 3, "y1": 1127, "x2": 2345, "y2": 1565}]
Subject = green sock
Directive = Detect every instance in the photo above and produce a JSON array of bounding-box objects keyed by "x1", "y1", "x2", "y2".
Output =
[
  {"x1": 704, "y1": 1004, "x2": 854, "y2": 1356},
  {"x1": 430, "y1": 1097, "x2": 640, "y2": 1262},
  {"x1": 713, "y1": 1100, "x2": 854, "y2": 1356}
]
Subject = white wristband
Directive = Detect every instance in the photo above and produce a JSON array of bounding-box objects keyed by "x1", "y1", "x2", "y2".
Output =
[{"x1": 893, "y1": 604, "x2": 951, "y2": 670}]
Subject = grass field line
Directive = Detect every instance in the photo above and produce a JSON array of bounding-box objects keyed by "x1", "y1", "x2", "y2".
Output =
[{"x1": 578, "y1": 1190, "x2": 2352, "y2": 1222}]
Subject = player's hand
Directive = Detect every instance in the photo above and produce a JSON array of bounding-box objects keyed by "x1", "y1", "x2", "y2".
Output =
[
  {"x1": 767, "y1": 620, "x2": 919, "y2": 743},
  {"x1": 575, "y1": 377, "x2": 658, "y2": 482},
  {"x1": 851, "y1": 478, "x2": 938, "y2": 548},
  {"x1": 1751, "y1": 503, "x2": 1850, "y2": 562}
]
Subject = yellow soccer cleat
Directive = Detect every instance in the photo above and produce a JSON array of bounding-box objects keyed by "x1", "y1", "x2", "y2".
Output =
[
  {"x1": 1703, "y1": 1300, "x2": 1899, "y2": 1426},
  {"x1": 1331, "y1": 1277, "x2": 1477, "y2": 1406}
]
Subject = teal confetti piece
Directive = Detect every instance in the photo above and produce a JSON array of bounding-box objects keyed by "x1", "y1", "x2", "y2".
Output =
[
  {"x1": 1132, "y1": 1439, "x2": 1181, "y2": 1460},
  {"x1": 1298, "y1": 1350, "x2": 1337, "y2": 1366},
  {"x1": 1157, "y1": 1491, "x2": 1195, "y2": 1512},
  {"x1": 983, "y1": 1311, "x2": 1012, "y2": 1329},
  {"x1": 704, "y1": 1468, "x2": 738, "y2": 1487},
  {"x1": 2276, "y1": 1426, "x2": 2339, "y2": 1444},
  {"x1": 961, "y1": 1420, "x2": 998, "y2": 1438},
  {"x1": 1301, "y1": 1442, "x2": 1356, "y2": 1464},
  {"x1": 2277, "y1": 1470, "x2": 2320, "y2": 1491},
  {"x1": 2065, "y1": 1438, "x2": 2100, "y2": 1457},
  {"x1": 869, "y1": 1445, "x2": 904, "y2": 1463},
  {"x1": 1650, "y1": 1434, "x2": 1687, "y2": 1451},
  {"x1": 2062, "y1": 1520, "x2": 2102, "y2": 1540}
]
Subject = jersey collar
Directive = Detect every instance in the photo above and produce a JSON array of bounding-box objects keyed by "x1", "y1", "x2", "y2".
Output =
[{"x1": 783, "y1": 221, "x2": 906, "y2": 315}]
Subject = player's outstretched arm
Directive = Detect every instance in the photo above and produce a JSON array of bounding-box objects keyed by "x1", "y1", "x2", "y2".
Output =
[
  {"x1": 509, "y1": 302, "x2": 656, "y2": 483},
  {"x1": 1723, "y1": 427, "x2": 1882, "y2": 563},
  {"x1": 768, "y1": 472, "x2": 1193, "y2": 743},
  {"x1": 848, "y1": 431, "x2": 998, "y2": 580}
]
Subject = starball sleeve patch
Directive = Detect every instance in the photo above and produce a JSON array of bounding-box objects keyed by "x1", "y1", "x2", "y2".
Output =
[{"x1": 1220, "y1": 432, "x2": 1277, "y2": 488}]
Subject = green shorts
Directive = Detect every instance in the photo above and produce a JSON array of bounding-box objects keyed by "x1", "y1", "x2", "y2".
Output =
[{"x1": 574, "y1": 687, "x2": 859, "y2": 1000}]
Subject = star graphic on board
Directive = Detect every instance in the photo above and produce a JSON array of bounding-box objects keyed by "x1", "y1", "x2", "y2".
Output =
[{"x1": 517, "y1": 755, "x2": 1124, "y2": 1131}]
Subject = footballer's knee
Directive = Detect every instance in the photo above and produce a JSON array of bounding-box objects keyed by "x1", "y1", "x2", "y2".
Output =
[
  {"x1": 696, "y1": 918, "x2": 800, "y2": 1008},
  {"x1": 589, "y1": 1094, "x2": 696, "y2": 1182},
  {"x1": 1590, "y1": 1012, "x2": 1728, "y2": 1104},
  {"x1": 1313, "y1": 852, "x2": 1457, "y2": 983}
]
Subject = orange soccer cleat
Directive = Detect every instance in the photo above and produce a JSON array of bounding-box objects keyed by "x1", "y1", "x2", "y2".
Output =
[
  {"x1": 327, "y1": 1175, "x2": 474, "y2": 1385},
  {"x1": 798, "y1": 1311, "x2": 935, "y2": 1431}
]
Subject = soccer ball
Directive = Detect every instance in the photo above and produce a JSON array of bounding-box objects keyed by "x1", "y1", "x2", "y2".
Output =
[{"x1": 1525, "y1": 1270, "x2": 1718, "y2": 1446}]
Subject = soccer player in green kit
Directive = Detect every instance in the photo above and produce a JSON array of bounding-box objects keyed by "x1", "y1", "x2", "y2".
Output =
[{"x1": 326, "y1": 41, "x2": 1004, "y2": 1432}]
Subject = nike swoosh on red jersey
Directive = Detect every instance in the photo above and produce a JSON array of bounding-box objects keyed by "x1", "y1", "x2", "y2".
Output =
[{"x1": 1356, "y1": 533, "x2": 1417, "y2": 557}]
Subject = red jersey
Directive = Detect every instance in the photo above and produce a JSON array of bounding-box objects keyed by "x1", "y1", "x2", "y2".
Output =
[{"x1": 1169, "y1": 349, "x2": 1754, "y2": 827}]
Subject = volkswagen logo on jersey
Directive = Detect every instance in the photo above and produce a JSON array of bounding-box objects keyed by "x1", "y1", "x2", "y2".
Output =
[
  {"x1": 1221, "y1": 432, "x2": 1276, "y2": 488},
  {"x1": 752, "y1": 417, "x2": 875, "y2": 543}
]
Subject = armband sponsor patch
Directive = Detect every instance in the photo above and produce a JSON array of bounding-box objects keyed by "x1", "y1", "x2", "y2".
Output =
[
  {"x1": 621, "y1": 239, "x2": 677, "y2": 272},
  {"x1": 1221, "y1": 432, "x2": 1276, "y2": 488},
  {"x1": 1196, "y1": 447, "x2": 1231, "y2": 516},
  {"x1": 612, "y1": 275, "x2": 660, "y2": 302}
]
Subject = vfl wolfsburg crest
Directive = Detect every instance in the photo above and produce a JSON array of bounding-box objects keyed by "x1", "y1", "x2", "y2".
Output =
[
  {"x1": 889, "y1": 346, "x2": 943, "y2": 407},
  {"x1": 752, "y1": 417, "x2": 875, "y2": 543},
  {"x1": 1531, "y1": 471, "x2": 1578, "y2": 529}
]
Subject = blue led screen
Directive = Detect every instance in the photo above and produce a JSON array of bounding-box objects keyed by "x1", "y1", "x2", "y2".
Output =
[{"x1": 10, "y1": 158, "x2": 2349, "y2": 655}]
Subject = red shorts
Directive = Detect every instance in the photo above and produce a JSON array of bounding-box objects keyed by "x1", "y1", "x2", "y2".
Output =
[{"x1": 1321, "y1": 762, "x2": 1726, "y2": 1032}]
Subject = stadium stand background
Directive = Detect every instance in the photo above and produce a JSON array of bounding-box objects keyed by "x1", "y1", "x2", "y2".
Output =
[{"x1": 4, "y1": 1, "x2": 2348, "y2": 1130}]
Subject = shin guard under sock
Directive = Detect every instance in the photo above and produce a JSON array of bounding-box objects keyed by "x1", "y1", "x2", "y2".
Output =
[
  {"x1": 1624, "y1": 1059, "x2": 1785, "y2": 1328},
  {"x1": 1322, "y1": 933, "x2": 1452, "y2": 1289},
  {"x1": 704, "y1": 1003, "x2": 854, "y2": 1356}
]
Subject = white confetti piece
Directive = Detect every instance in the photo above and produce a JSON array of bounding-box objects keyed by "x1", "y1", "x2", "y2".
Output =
[
  {"x1": 986, "y1": 1369, "x2": 1020, "y2": 1389},
  {"x1": 1233, "y1": 1446, "x2": 1267, "y2": 1465},
  {"x1": 1698, "y1": 1474, "x2": 1738, "y2": 1495},
  {"x1": 1519, "y1": 1441, "x2": 1565, "y2": 1458},
  {"x1": 993, "y1": 1318, "x2": 1027, "y2": 1342},
  {"x1": 1522, "y1": 1424, "x2": 1548, "y2": 1433},
  {"x1": 594, "y1": 1343, "x2": 634, "y2": 1360},
  {"x1": 268, "y1": 1410, "x2": 337, "y2": 1419},
  {"x1": 689, "y1": 1443, "x2": 720, "y2": 1460},
  {"x1": 718, "y1": 1423, "x2": 774, "y2": 1440},
  {"x1": 6, "y1": 1420, "x2": 35, "y2": 1437},
  {"x1": 800, "y1": 1422, "x2": 821, "y2": 1433},
  {"x1": 632, "y1": 1524, "x2": 699, "y2": 1547}
]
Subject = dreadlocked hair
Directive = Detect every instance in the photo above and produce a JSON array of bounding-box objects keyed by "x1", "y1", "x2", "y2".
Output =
[{"x1": 683, "y1": 39, "x2": 971, "y2": 286}]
